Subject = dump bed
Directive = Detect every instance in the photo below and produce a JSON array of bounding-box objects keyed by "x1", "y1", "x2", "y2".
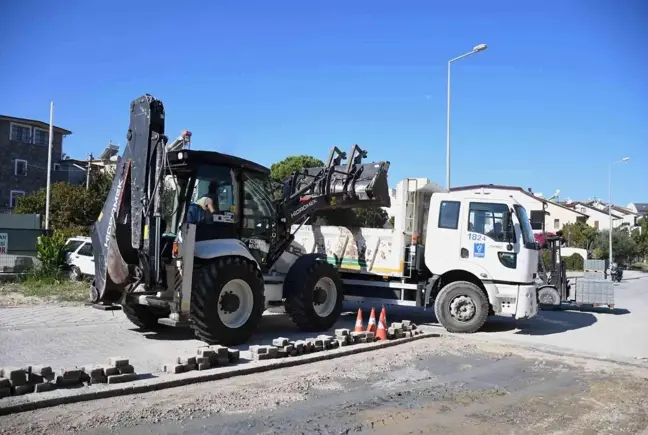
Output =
[{"x1": 275, "y1": 224, "x2": 406, "y2": 277}]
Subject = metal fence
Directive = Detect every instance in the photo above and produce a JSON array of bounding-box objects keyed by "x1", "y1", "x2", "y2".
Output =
[{"x1": 0, "y1": 217, "x2": 45, "y2": 274}]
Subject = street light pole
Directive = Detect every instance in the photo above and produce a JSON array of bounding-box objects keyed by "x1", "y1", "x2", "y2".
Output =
[
  {"x1": 446, "y1": 43, "x2": 488, "y2": 191},
  {"x1": 608, "y1": 157, "x2": 630, "y2": 275}
]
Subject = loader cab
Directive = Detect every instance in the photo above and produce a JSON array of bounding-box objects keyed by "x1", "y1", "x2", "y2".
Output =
[{"x1": 167, "y1": 150, "x2": 282, "y2": 266}]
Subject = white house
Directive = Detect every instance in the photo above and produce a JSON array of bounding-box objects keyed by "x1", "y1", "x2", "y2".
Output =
[
  {"x1": 450, "y1": 184, "x2": 588, "y2": 233},
  {"x1": 627, "y1": 202, "x2": 648, "y2": 218},
  {"x1": 563, "y1": 201, "x2": 624, "y2": 231}
]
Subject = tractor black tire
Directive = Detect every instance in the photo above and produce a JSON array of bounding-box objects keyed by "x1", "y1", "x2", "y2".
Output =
[
  {"x1": 189, "y1": 257, "x2": 265, "y2": 346},
  {"x1": 537, "y1": 286, "x2": 561, "y2": 310},
  {"x1": 284, "y1": 254, "x2": 344, "y2": 332},
  {"x1": 434, "y1": 281, "x2": 490, "y2": 334},
  {"x1": 122, "y1": 301, "x2": 169, "y2": 330}
]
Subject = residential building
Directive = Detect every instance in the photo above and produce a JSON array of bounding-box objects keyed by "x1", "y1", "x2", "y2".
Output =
[
  {"x1": 0, "y1": 115, "x2": 72, "y2": 211},
  {"x1": 627, "y1": 202, "x2": 648, "y2": 218},
  {"x1": 449, "y1": 184, "x2": 588, "y2": 233},
  {"x1": 53, "y1": 143, "x2": 120, "y2": 186},
  {"x1": 562, "y1": 201, "x2": 624, "y2": 230}
]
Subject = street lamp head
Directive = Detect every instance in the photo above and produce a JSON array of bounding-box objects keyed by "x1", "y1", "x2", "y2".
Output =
[
  {"x1": 473, "y1": 44, "x2": 488, "y2": 52},
  {"x1": 621, "y1": 157, "x2": 630, "y2": 162}
]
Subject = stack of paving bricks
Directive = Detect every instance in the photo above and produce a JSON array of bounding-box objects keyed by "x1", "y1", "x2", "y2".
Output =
[
  {"x1": 163, "y1": 345, "x2": 240, "y2": 374},
  {"x1": 388, "y1": 320, "x2": 422, "y2": 339},
  {"x1": 96, "y1": 357, "x2": 138, "y2": 384},
  {"x1": 0, "y1": 366, "x2": 56, "y2": 398}
]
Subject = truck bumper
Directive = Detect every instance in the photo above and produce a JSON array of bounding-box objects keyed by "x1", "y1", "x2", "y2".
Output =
[{"x1": 489, "y1": 283, "x2": 538, "y2": 320}]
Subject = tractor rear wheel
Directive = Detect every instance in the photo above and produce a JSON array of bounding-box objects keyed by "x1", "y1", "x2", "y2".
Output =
[
  {"x1": 190, "y1": 257, "x2": 265, "y2": 345},
  {"x1": 122, "y1": 301, "x2": 169, "y2": 330},
  {"x1": 284, "y1": 254, "x2": 344, "y2": 332}
]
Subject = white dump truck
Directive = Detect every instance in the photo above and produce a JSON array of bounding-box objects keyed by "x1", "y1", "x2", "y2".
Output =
[{"x1": 272, "y1": 178, "x2": 540, "y2": 333}]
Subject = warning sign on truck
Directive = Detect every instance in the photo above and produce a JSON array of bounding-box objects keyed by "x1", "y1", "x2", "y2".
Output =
[{"x1": 0, "y1": 233, "x2": 7, "y2": 255}]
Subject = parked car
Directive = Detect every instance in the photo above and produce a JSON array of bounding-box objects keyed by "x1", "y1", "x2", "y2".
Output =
[{"x1": 64, "y1": 237, "x2": 95, "y2": 281}]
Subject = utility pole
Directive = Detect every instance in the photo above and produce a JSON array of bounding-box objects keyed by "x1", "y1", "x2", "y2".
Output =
[
  {"x1": 45, "y1": 102, "x2": 54, "y2": 230},
  {"x1": 86, "y1": 153, "x2": 93, "y2": 190}
]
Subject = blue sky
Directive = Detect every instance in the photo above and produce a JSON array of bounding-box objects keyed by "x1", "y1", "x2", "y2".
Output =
[{"x1": 2, "y1": 0, "x2": 646, "y2": 205}]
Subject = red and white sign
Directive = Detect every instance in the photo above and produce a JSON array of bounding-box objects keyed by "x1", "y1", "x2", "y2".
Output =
[{"x1": 0, "y1": 233, "x2": 8, "y2": 254}]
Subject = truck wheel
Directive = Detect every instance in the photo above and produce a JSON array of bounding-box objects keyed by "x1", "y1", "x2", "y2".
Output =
[
  {"x1": 68, "y1": 266, "x2": 82, "y2": 282},
  {"x1": 434, "y1": 281, "x2": 489, "y2": 334},
  {"x1": 190, "y1": 257, "x2": 265, "y2": 346},
  {"x1": 122, "y1": 301, "x2": 169, "y2": 330},
  {"x1": 537, "y1": 286, "x2": 561, "y2": 310},
  {"x1": 284, "y1": 254, "x2": 344, "y2": 332}
]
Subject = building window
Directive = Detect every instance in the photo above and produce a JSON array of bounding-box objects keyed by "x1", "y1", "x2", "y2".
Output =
[
  {"x1": 10, "y1": 123, "x2": 32, "y2": 143},
  {"x1": 33, "y1": 128, "x2": 49, "y2": 146},
  {"x1": 53, "y1": 163, "x2": 61, "y2": 171},
  {"x1": 10, "y1": 190, "x2": 25, "y2": 209},
  {"x1": 14, "y1": 159, "x2": 28, "y2": 176},
  {"x1": 554, "y1": 218, "x2": 560, "y2": 229},
  {"x1": 438, "y1": 201, "x2": 461, "y2": 229},
  {"x1": 530, "y1": 210, "x2": 545, "y2": 231}
]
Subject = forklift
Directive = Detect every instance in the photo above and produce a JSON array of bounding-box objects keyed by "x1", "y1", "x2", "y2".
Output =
[{"x1": 536, "y1": 231, "x2": 572, "y2": 310}]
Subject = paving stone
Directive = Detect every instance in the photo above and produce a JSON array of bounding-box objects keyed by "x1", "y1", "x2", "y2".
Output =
[
  {"x1": 83, "y1": 366, "x2": 105, "y2": 379},
  {"x1": 182, "y1": 363, "x2": 197, "y2": 372},
  {"x1": 28, "y1": 372, "x2": 44, "y2": 384},
  {"x1": 366, "y1": 331, "x2": 376, "y2": 342},
  {"x1": 0, "y1": 387, "x2": 11, "y2": 398},
  {"x1": 56, "y1": 376, "x2": 82, "y2": 387},
  {"x1": 89, "y1": 375, "x2": 107, "y2": 384},
  {"x1": 289, "y1": 349, "x2": 299, "y2": 357},
  {"x1": 317, "y1": 334, "x2": 334, "y2": 341},
  {"x1": 163, "y1": 364, "x2": 184, "y2": 374},
  {"x1": 107, "y1": 373, "x2": 138, "y2": 384},
  {"x1": 249, "y1": 345, "x2": 267, "y2": 355},
  {"x1": 252, "y1": 353, "x2": 271, "y2": 361},
  {"x1": 277, "y1": 349, "x2": 287, "y2": 358},
  {"x1": 272, "y1": 337, "x2": 289, "y2": 347},
  {"x1": 282, "y1": 344, "x2": 294, "y2": 353},
  {"x1": 391, "y1": 322, "x2": 403, "y2": 330},
  {"x1": 331, "y1": 340, "x2": 340, "y2": 349},
  {"x1": 337, "y1": 338, "x2": 348, "y2": 347},
  {"x1": 118, "y1": 365, "x2": 135, "y2": 374},
  {"x1": 402, "y1": 320, "x2": 412, "y2": 327},
  {"x1": 104, "y1": 366, "x2": 119, "y2": 376},
  {"x1": 314, "y1": 345, "x2": 324, "y2": 352},
  {"x1": 0, "y1": 378, "x2": 10, "y2": 388},
  {"x1": 12, "y1": 384, "x2": 34, "y2": 395},
  {"x1": 227, "y1": 349, "x2": 240, "y2": 363},
  {"x1": 196, "y1": 357, "x2": 210, "y2": 365},
  {"x1": 34, "y1": 382, "x2": 56, "y2": 392},
  {"x1": 215, "y1": 356, "x2": 230, "y2": 365},
  {"x1": 206, "y1": 345, "x2": 229, "y2": 358},
  {"x1": 177, "y1": 356, "x2": 197, "y2": 366},
  {"x1": 4, "y1": 368, "x2": 27, "y2": 386},
  {"x1": 30, "y1": 365, "x2": 54, "y2": 378},
  {"x1": 108, "y1": 357, "x2": 130, "y2": 368},
  {"x1": 334, "y1": 328, "x2": 350, "y2": 336},
  {"x1": 267, "y1": 346, "x2": 279, "y2": 358},
  {"x1": 60, "y1": 368, "x2": 84, "y2": 380},
  {"x1": 198, "y1": 362, "x2": 211, "y2": 371},
  {"x1": 197, "y1": 348, "x2": 217, "y2": 359}
]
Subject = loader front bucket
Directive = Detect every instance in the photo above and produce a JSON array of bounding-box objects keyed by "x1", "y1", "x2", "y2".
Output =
[{"x1": 294, "y1": 160, "x2": 391, "y2": 209}]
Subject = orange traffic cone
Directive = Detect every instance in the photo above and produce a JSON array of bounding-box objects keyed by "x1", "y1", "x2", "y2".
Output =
[
  {"x1": 376, "y1": 307, "x2": 387, "y2": 340},
  {"x1": 354, "y1": 308, "x2": 364, "y2": 332},
  {"x1": 366, "y1": 307, "x2": 377, "y2": 333}
]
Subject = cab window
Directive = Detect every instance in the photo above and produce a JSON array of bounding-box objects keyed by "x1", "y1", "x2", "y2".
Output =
[
  {"x1": 468, "y1": 202, "x2": 513, "y2": 242},
  {"x1": 242, "y1": 172, "x2": 276, "y2": 239},
  {"x1": 188, "y1": 165, "x2": 238, "y2": 224}
]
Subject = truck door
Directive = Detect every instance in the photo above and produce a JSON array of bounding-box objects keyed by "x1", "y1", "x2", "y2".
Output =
[{"x1": 460, "y1": 201, "x2": 519, "y2": 282}]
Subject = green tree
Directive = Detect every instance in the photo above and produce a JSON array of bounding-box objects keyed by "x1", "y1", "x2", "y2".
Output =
[
  {"x1": 592, "y1": 229, "x2": 638, "y2": 264},
  {"x1": 561, "y1": 221, "x2": 598, "y2": 251},
  {"x1": 15, "y1": 170, "x2": 114, "y2": 235},
  {"x1": 270, "y1": 155, "x2": 325, "y2": 183},
  {"x1": 631, "y1": 217, "x2": 648, "y2": 261},
  {"x1": 354, "y1": 207, "x2": 389, "y2": 228}
]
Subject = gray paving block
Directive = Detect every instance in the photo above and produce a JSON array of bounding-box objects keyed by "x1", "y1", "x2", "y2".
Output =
[
  {"x1": 107, "y1": 373, "x2": 138, "y2": 384},
  {"x1": 163, "y1": 364, "x2": 184, "y2": 374},
  {"x1": 206, "y1": 345, "x2": 229, "y2": 358},
  {"x1": 0, "y1": 378, "x2": 10, "y2": 388},
  {"x1": 56, "y1": 376, "x2": 82, "y2": 387},
  {"x1": 177, "y1": 356, "x2": 197, "y2": 366},
  {"x1": 118, "y1": 365, "x2": 135, "y2": 374},
  {"x1": 28, "y1": 372, "x2": 44, "y2": 384},
  {"x1": 277, "y1": 349, "x2": 287, "y2": 358},
  {"x1": 334, "y1": 328, "x2": 350, "y2": 336},
  {"x1": 60, "y1": 368, "x2": 83, "y2": 381},
  {"x1": 272, "y1": 337, "x2": 289, "y2": 347},
  {"x1": 4, "y1": 367, "x2": 27, "y2": 386},
  {"x1": 227, "y1": 349, "x2": 240, "y2": 363},
  {"x1": 198, "y1": 362, "x2": 211, "y2": 371},
  {"x1": 34, "y1": 381, "x2": 56, "y2": 393},
  {"x1": 317, "y1": 334, "x2": 334, "y2": 341},
  {"x1": 282, "y1": 344, "x2": 294, "y2": 353},
  {"x1": 0, "y1": 387, "x2": 11, "y2": 398},
  {"x1": 252, "y1": 353, "x2": 271, "y2": 361},
  {"x1": 366, "y1": 331, "x2": 376, "y2": 342},
  {"x1": 249, "y1": 345, "x2": 267, "y2": 355},
  {"x1": 267, "y1": 346, "x2": 279, "y2": 358},
  {"x1": 391, "y1": 322, "x2": 403, "y2": 330},
  {"x1": 83, "y1": 366, "x2": 105, "y2": 379},
  {"x1": 196, "y1": 357, "x2": 210, "y2": 365},
  {"x1": 108, "y1": 357, "x2": 130, "y2": 368},
  {"x1": 402, "y1": 320, "x2": 412, "y2": 327},
  {"x1": 30, "y1": 365, "x2": 54, "y2": 378},
  {"x1": 182, "y1": 363, "x2": 197, "y2": 372},
  {"x1": 89, "y1": 375, "x2": 107, "y2": 385},
  {"x1": 12, "y1": 384, "x2": 34, "y2": 395},
  {"x1": 197, "y1": 348, "x2": 217, "y2": 359},
  {"x1": 314, "y1": 345, "x2": 324, "y2": 352},
  {"x1": 104, "y1": 366, "x2": 119, "y2": 376}
]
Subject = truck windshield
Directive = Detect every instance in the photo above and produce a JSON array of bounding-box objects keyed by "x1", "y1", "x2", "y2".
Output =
[{"x1": 514, "y1": 205, "x2": 537, "y2": 248}]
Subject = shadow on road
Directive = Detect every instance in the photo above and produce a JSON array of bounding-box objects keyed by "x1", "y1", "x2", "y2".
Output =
[{"x1": 480, "y1": 310, "x2": 598, "y2": 336}]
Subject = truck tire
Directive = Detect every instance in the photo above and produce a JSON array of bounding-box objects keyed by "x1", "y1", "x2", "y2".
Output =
[
  {"x1": 122, "y1": 301, "x2": 169, "y2": 330},
  {"x1": 190, "y1": 257, "x2": 265, "y2": 346},
  {"x1": 537, "y1": 286, "x2": 561, "y2": 310},
  {"x1": 434, "y1": 281, "x2": 489, "y2": 334},
  {"x1": 284, "y1": 254, "x2": 344, "y2": 332}
]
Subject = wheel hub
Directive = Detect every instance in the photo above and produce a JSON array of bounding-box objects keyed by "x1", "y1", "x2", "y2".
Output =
[
  {"x1": 540, "y1": 292, "x2": 556, "y2": 305},
  {"x1": 313, "y1": 287, "x2": 328, "y2": 305},
  {"x1": 220, "y1": 291, "x2": 241, "y2": 314},
  {"x1": 449, "y1": 295, "x2": 476, "y2": 322}
]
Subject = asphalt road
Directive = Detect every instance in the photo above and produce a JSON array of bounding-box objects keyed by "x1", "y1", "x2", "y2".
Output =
[{"x1": 2, "y1": 336, "x2": 647, "y2": 435}]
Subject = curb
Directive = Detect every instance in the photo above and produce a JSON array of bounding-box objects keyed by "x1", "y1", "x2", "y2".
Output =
[{"x1": 0, "y1": 332, "x2": 437, "y2": 416}]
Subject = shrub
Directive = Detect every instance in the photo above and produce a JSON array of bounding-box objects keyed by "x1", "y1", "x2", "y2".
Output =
[
  {"x1": 34, "y1": 232, "x2": 68, "y2": 278},
  {"x1": 564, "y1": 254, "x2": 584, "y2": 271}
]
